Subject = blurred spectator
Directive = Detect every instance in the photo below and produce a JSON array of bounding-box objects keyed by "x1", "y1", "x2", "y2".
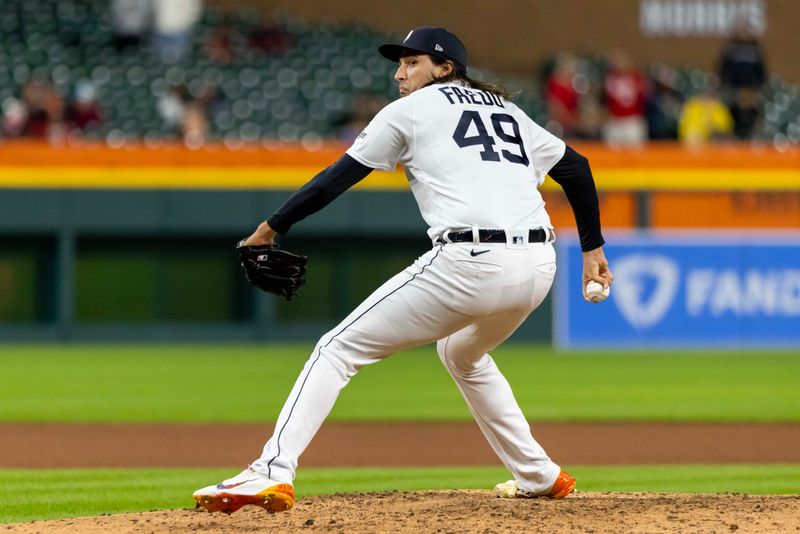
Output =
[
  {"x1": 718, "y1": 21, "x2": 767, "y2": 93},
  {"x1": 185, "y1": 83, "x2": 223, "y2": 146},
  {"x1": 111, "y1": 0, "x2": 153, "y2": 53},
  {"x1": 2, "y1": 97, "x2": 28, "y2": 138},
  {"x1": 20, "y1": 77, "x2": 65, "y2": 142},
  {"x1": 601, "y1": 50, "x2": 648, "y2": 148},
  {"x1": 205, "y1": 13, "x2": 237, "y2": 64},
  {"x1": 544, "y1": 53, "x2": 581, "y2": 138},
  {"x1": 645, "y1": 63, "x2": 683, "y2": 140},
  {"x1": 248, "y1": 12, "x2": 292, "y2": 56},
  {"x1": 152, "y1": 0, "x2": 203, "y2": 63},
  {"x1": 65, "y1": 80, "x2": 103, "y2": 135},
  {"x1": 678, "y1": 82, "x2": 734, "y2": 147},
  {"x1": 718, "y1": 22, "x2": 766, "y2": 142},
  {"x1": 182, "y1": 101, "x2": 208, "y2": 147},
  {"x1": 157, "y1": 84, "x2": 190, "y2": 133},
  {"x1": 729, "y1": 87, "x2": 762, "y2": 140},
  {"x1": 334, "y1": 93, "x2": 386, "y2": 144},
  {"x1": 195, "y1": 83, "x2": 225, "y2": 119},
  {"x1": 157, "y1": 83, "x2": 214, "y2": 146},
  {"x1": 577, "y1": 73, "x2": 604, "y2": 141}
]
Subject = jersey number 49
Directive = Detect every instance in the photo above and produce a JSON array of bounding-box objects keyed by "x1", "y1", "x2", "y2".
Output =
[{"x1": 452, "y1": 111, "x2": 530, "y2": 166}]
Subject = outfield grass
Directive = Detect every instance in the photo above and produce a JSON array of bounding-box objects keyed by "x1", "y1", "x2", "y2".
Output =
[
  {"x1": 0, "y1": 344, "x2": 798, "y2": 422},
  {"x1": 2, "y1": 465, "x2": 798, "y2": 524},
  {"x1": 2, "y1": 344, "x2": 798, "y2": 524}
]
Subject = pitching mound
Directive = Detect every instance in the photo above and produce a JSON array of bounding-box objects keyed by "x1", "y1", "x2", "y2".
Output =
[{"x1": 5, "y1": 491, "x2": 799, "y2": 533}]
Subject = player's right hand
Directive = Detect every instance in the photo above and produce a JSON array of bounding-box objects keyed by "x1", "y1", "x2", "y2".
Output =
[{"x1": 581, "y1": 246, "x2": 613, "y2": 300}]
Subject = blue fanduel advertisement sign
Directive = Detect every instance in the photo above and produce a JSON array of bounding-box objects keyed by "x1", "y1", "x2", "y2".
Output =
[{"x1": 555, "y1": 232, "x2": 800, "y2": 348}]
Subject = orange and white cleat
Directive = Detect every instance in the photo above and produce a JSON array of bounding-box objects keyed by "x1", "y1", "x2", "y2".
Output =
[
  {"x1": 193, "y1": 467, "x2": 295, "y2": 514},
  {"x1": 494, "y1": 469, "x2": 576, "y2": 499}
]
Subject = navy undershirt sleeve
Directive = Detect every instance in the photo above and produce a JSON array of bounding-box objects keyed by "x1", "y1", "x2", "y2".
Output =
[
  {"x1": 267, "y1": 154, "x2": 374, "y2": 235},
  {"x1": 547, "y1": 145, "x2": 605, "y2": 252}
]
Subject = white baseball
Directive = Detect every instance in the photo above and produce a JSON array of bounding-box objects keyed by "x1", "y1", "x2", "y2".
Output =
[{"x1": 585, "y1": 281, "x2": 610, "y2": 302}]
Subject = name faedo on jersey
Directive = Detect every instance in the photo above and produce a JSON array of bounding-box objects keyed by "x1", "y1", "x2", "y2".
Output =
[{"x1": 346, "y1": 82, "x2": 566, "y2": 242}]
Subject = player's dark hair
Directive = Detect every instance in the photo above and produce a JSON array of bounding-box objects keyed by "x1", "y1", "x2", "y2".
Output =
[{"x1": 427, "y1": 56, "x2": 512, "y2": 100}]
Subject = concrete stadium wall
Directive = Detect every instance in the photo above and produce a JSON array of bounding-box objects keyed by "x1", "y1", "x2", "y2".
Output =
[{"x1": 207, "y1": 0, "x2": 800, "y2": 83}]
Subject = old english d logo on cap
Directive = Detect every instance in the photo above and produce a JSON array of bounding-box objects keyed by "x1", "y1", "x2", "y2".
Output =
[{"x1": 379, "y1": 26, "x2": 469, "y2": 72}]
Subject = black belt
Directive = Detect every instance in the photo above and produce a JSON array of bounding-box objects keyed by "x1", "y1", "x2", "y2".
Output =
[{"x1": 438, "y1": 229, "x2": 548, "y2": 244}]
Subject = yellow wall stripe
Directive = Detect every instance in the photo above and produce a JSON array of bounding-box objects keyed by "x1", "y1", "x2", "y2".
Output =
[
  {"x1": 588, "y1": 169, "x2": 800, "y2": 191},
  {"x1": 0, "y1": 167, "x2": 408, "y2": 190},
  {"x1": 0, "y1": 167, "x2": 798, "y2": 191}
]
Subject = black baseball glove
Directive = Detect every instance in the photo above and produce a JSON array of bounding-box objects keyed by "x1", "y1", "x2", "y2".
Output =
[{"x1": 236, "y1": 241, "x2": 308, "y2": 300}]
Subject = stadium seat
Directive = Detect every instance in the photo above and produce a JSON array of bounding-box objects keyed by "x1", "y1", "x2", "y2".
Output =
[{"x1": 0, "y1": 1, "x2": 796, "y2": 143}]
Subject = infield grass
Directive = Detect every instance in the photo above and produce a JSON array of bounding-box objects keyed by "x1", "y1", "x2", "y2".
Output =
[
  {"x1": 0, "y1": 344, "x2": 798, "y2": 422},
  {"x1": 2, "y1": 465, "x2": 799, "y2": 524}
]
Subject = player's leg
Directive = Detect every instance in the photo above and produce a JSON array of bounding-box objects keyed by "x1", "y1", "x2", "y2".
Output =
[
  {"x1": 250, "y1": 244, "x2": 478, "y2": 483},
  {"x1": 256, "y1": 241, "x2": 559, "y2": 486},
  {"x1": 437, "y1": 312, "x2": 563, "y2": 496},
  {"x1": 436, "y1": 244, "x2": 563, "y2": 495},
  {"x1": 194, "y1": 245, "x2": 473, "y2": 512}
]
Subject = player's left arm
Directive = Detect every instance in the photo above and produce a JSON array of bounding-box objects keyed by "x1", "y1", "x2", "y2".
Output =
[
  {"x1": 243, "y1": 99, "x2": 410, "y2": 246},
  {"x1": 547, "y1": 145, "x2": 614, "y2": 300},
  {"x1": 241, "y1": 154, "x2": 374, "y2": 246}
]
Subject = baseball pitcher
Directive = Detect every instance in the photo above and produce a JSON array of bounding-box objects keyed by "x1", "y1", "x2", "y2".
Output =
[{"x1": 194, "y1": 26, "x2": 614, "y2": 513}]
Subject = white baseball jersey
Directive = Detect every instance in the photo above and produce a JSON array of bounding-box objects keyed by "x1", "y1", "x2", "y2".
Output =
[{"x1": 346, "y1": 82, "x2": 566, "y2": 241}]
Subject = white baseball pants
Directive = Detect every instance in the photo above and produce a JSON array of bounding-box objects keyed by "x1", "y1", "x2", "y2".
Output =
[{"x1": 251, "y1": 240, "x2": 562, "y2": 494}]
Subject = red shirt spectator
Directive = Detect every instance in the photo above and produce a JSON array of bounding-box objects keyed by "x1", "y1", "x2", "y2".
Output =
[
  {"x1": 21, "y1": 77, "x2": 64, "y2": 140},
  {"x1": 545, "y1": 54, "x2": 580, "y2": 136},
  {"x1": 604, "y1": 70, "x2": 646, "y2": 118},
  {"x1": 603, "y1": 52, "x2": 647, "y2": 118},
  {"x1": 547, "y1": 78, "x2": 579, "y2": 116},
  {"x1": 601, "y1": 51, "x2": 649, "y2": 147},
  {"x1": 65, "y1": 80, "x2": 103, "y2": 133}
]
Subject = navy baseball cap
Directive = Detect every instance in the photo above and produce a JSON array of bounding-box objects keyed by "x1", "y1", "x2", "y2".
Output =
[{"x1": 379, "y1": 27, "x2": 469, "y2": 72}]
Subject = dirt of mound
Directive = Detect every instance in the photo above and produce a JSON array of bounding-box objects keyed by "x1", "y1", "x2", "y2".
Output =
[
  {"x1": 3, "y1": 422, "x2": 799, "y2": 532},
  {"x1": 4, "y1": 492, "x2": 799, "y2": 534}
]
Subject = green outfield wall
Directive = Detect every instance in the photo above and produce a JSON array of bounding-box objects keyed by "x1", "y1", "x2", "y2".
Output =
[
  {"x1": 4, "y1": 143, "x2": 794, "y2": 342},
  {"x1": 0, "y1": 188, "x2": 553, "y2": 342}
]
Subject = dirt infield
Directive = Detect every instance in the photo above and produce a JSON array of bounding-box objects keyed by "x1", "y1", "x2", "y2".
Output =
[
  {"x1": 3, "y1": 422, "x2": 799, "y2": 533},
  {"x1": 5, "y1": 492, "x2": 799, "y2": 534},
  {"x1": 2, "y1": 421, "x2": 800, "y2": 468}
]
